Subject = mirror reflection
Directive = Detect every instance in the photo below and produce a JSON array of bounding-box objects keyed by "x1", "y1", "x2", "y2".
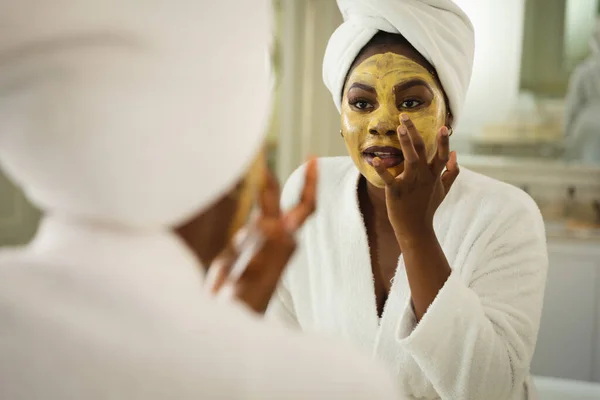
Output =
[
  {"x1": 269, "y1": 1, "x2": 600, "y2": 399},
  {"x1": 0, "y1": 1, "x2": 599, "y2": 399}
]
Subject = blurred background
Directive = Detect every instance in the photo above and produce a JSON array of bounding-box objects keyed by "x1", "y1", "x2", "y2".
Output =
[
  {"x1": 268, "y1": 2, "x2": 600, "y2": 393},
  {"x1": 1, "y1": 0, "x2": 599, "y2": 397}
]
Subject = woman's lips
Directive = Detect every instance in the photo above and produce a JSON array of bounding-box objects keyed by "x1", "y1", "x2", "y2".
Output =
[{"x1": 362, "y1": 146, "x2": 404, "y2": 168}]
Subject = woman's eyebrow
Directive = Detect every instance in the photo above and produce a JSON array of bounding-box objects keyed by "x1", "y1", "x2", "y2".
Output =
[
  {"x1": 393, "y1": 79, "x2": 432, "y2": 92},
  {"x1": 348, "y1": 82, "x2": 376, "y2": 93}
]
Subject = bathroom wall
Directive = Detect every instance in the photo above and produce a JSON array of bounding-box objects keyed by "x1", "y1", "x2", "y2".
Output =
[
  {"x1": 564, "y1": 0, "x2": 600, "y2": 70},
  {"x1": 453, "y1": 0, "x2": 526, "y2": 137},
  {"x1": 520, "y1": 0, "x2": 569, "y2": 97},
  {"x1": 532, "y1": 241, "x2": 600, "y2": 382},
  {"x1": 275, "y1": 0, "x2": 343, "y2": 181}
]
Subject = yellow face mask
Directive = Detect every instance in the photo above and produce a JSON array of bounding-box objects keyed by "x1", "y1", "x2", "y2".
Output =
[
  {"x1": 227, "y1": 149, "x2": 266, "y2": 240},
  {"x1": 341, "y1": 53, "x2": 447, "y2": 188}
]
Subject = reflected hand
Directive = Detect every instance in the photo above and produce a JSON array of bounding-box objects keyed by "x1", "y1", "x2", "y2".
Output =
[
  {"x1": 206, "y1": 159, "x2": 317, "y2": 314},
  {"x1": 372, "y1": 115, "x2": 459, "y2": 241}
]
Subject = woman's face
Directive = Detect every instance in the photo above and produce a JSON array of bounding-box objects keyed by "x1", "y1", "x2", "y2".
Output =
[{"x1": 341, "y1": 51, "x2": 447, "y2": 188}]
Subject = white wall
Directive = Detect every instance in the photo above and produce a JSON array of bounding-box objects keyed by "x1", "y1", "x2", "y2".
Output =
[
  {"x1": 532, "y1": 240, "x2": 600, "y2": 383},
  {"x1": 276, "y1": 0, "x2": 344, "y2": 181},
  {"x1": 564, "y1": 0, "x2": 599, "y2": 69},
  {"x1": 453, "y1": 0, "x2": 526, "y2": 137}
]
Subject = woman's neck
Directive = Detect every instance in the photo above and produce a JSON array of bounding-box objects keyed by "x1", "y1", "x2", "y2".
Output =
[{"x1": 358, "y1": 176, "x2": 391, "y2": 225}]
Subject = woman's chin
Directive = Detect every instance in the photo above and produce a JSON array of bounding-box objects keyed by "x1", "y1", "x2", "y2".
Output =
[{"x1": 361, "y1": 164, "x2": 404, "y2": 188}]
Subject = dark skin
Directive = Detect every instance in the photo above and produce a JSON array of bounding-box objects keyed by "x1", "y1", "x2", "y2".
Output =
[
  {"x1": 348, "y1": 34, "x2": 459, "y2": 319},
  {"x1": 176, "y1": 158, "x2": 318, "y2": 314},
  {"x1": 358, "y1": 176, "x2": 399, "y2": 316},
  {"x1": 176, "y1": 183, "x2": 242, "y2": 268}
]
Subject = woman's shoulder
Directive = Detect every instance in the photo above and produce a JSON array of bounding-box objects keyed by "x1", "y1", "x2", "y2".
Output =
[
  {"x1": 451, "y1": 167, "x2": 543, "y2": 228},
  {"x1": 284, "y1": 157, "x2": 354, "y2": 186}
]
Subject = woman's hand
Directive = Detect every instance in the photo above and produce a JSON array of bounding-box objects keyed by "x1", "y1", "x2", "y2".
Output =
[
  {"x1": 372, "y1": 114, "x2": 459, "y2": 243},
  {"x1": 373, "y1": 115, "x2": 457, "y2": 321},
  {"x1": 205, "y1": 159, "x2": 317, "y2": 314}
]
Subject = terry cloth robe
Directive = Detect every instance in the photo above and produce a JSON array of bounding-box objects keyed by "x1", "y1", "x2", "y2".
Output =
[
  {"x1": 0, "y1": 1, "x2": 402, "y2": 398},
  {"x1": 0, "y1": 216, "x2": 401, "y2": 400},
  {"x1": 268, "y1": 156, "x2": 548, "y2": 400}
]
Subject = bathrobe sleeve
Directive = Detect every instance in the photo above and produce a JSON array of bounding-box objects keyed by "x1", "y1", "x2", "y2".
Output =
[
  {"x1": 268, "y1": 280, "x2": 301, "y2": 329},
  {"x1": 266, "y1": 164, "x2": 308, "y2": 329},
  {"x1": 394, "y1": 193, "x2": 548, "y2": 400}
]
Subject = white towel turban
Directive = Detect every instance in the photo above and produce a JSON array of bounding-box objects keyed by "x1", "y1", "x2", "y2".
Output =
[
  {"x1": 0, "y1": 0, "x2": 272, "y2": 229},
  {"x1": 323, "y1": 0, "x2": 475, "y2": 125}
]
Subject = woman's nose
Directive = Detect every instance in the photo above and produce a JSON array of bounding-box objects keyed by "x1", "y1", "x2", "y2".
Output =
[
  {"x1": 369, "y1": 119, "x2": 398, "y2": 136},
  {"x1": 368, "y1": 110, "x2": 398, "y2": 136}
]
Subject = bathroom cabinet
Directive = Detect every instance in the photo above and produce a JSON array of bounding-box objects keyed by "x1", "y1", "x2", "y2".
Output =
[{"x1": 531, "y1": 238, "x2": 600, "y2": 383}]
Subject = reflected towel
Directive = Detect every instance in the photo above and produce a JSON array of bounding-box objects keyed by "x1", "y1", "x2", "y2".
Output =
[{"x1": 323, "y1": 0, "x2": 475, "y2": 125}]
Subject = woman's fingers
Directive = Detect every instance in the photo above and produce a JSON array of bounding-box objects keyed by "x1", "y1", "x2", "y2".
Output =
[
  {"x1": 230, "y1": 218, "x2": 297, "y2": 313},
  {"x1": 205, "y1": 245, "x2": 238, "y2": 293},
  {"x1": 242, "y1": 218, "x2": 296, "y2": 281},
  {"x1": 432, "y1": 126, "x2": 451, "y2": 176},
  {"x1": 396, "y1": 125, "x2": 419, "y2": 183},
  {"x1": 208, "y1": 158, "x2": 318, "y2": 314},
  {"x1": 372, "y1": 157, "x2": 397, "y2": 186},
  {"x1": 441, "y1": 151, "x2": 460, "y2": 194},
  {"x1": 209, "y1": 216, "x2": 296, "y2": 314},
  {"x1": 283, "y1": 157, "x2": 318, "y2": 232},
  {"x1": 400, "y1": 114, "x2": 427, "y2": 164},
  {"x1": 259, "y1": 168, "x2": 281, "y2": 219}
]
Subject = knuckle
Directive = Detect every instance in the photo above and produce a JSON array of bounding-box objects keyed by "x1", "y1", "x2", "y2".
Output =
[
  {"x1": 390, "y1": 184, "x2": 403, "y2": 196},
  {"x1": 413, "y1": 140, "x2": 425, "y2": 150}
]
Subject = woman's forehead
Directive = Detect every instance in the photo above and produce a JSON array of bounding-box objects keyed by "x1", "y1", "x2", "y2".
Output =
[
  {"x1": 348, "y1": 53, "x2": 434, "y2": 84},
  {"x1": 352, "y1": 40, "x2": 433, "y2": 71}
]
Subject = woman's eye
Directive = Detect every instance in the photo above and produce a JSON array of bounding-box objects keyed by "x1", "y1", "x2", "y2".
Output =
[
  {"x1": 351, "y1": 100, "x2": 373, "y2": 110},
  {"x1": 399, "y1": 99, "x2": 423, "y2": 109}
]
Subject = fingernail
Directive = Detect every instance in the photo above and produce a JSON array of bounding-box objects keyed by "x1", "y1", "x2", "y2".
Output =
[
  {"x1": 442, "y1": 127, "x2": 449, "y2": 137},
  {"x1": 372, "y1": 157, "x2": 380, "y2": 167},
  {"x1": 398, "y1": 126, "x2": 408, "y2": 136},
  {"x1": 400, "y1": 114, "x2": 410, "y2": 122}
]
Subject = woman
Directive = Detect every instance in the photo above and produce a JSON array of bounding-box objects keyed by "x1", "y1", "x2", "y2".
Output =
[
  {"x1": 269, "y1": 1, "x2": 548, "y2": 399},
  {"x1": 564, "y1": 18, "x2": 600, "y2": 164},
  {"x1": 0, "y1": 1, "x2": 400, "y2": 398}
]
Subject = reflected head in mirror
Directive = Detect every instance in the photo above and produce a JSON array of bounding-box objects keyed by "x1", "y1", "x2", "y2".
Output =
[{"x1": 341, "y1": 32, "x2": 453, "y2": 188}]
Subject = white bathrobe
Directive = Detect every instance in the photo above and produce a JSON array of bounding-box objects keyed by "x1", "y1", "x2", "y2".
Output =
[
  {"x1": 0, "y1": 1, "x2": 401, "y2": 398},
  {"x1": 0, "y1": 217, "x2": 399, "y2": 399},
  {"x1": 269, "y1": 157, "x2": 548, "y2": 400}
]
